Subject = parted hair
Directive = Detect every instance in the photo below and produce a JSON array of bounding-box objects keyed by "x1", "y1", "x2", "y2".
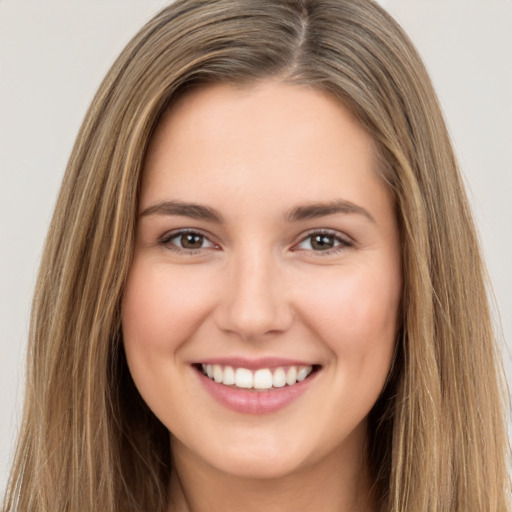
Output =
[{"x1": 4, "y1": 1, "x2": 510, "y2": 511}]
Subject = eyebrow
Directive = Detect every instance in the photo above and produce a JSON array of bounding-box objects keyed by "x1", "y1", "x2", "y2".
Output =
[
  {"x1": 139, "y1": 198, "x2": 375, "y2": 224},
  {"x1": 140, "y1": 201, "x2": 224, "y2": 223},
  {"x1": 286, "y1": 199, "x2": 375, "y2": 223}
]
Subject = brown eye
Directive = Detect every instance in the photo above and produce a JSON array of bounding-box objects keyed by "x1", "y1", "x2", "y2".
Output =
[
  {"x1": 310, "y1": 234, "x2": 336, "y2": 250},
  {"x1": 294, "y1": 231, "x2": 352, "y2": 253},
  {"x1": 180, "y1": 233, "x2": 205, "y2": 249},
  {"x1": 162, "y1": 230, "x2": 216, "y2": 252}
]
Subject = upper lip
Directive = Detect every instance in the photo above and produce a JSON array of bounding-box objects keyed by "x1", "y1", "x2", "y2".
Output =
[{"x1": 194, "y1": 357, "x2": 318, "y2": 370}]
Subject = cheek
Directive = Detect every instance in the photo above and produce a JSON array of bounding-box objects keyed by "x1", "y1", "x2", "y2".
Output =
[
  {"x1": 121, "y1": 260, "x2": 218, "y2": 424},
  {"x1": 300, "y1": 263, "x2": 400, "y2": 365},
  {"x1": 122, "y1": 260, "x2": 216, "y2": 354}
]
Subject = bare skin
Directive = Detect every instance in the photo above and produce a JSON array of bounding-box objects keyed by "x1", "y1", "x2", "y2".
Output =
[
  {"x1": 167, "y1": 426, "x2": 375, "y2": 512},
  {"x1": 122, "y1": 80, "x2": 401, "y2": 512}
]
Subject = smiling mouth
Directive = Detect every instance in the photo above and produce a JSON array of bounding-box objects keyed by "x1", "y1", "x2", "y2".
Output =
[{"x1": 194, "y1": 363, "x2": 320, "y2": 391}]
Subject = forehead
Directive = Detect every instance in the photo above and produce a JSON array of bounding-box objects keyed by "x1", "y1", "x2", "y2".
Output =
[
  {"x1": 152, "y1": 81, "x2": 376, "y2": 154},
  {"x1": 140, "y1": 80, "x2": 390, "y2": 219}
]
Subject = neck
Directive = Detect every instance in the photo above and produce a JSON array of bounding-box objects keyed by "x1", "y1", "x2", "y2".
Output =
[{"x1": 166, "y1": 430, "x2": 375, "y2": 512}]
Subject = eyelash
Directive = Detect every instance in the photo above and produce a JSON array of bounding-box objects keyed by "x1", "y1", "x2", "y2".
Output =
[
  {"x1": 293, "y1": 229, "x2": 353, "y2": 255},
  {"x1": 158, "y1": 229, "x2": 353, "y2": 255},
  {"x1": 159, "y1": 229, "x2": 217, "y2": 254}
]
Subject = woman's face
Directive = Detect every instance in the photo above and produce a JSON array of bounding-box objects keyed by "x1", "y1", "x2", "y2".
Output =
[{"x1": 122, "y1": 81, "x2": 402, "y2": 479}]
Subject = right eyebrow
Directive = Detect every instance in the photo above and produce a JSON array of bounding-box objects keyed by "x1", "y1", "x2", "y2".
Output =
[
  {"x1": 286, "y1": 199, "x2": 376, "y2": 224},
  {"x1": 139, "y1": 201, "x2": 224, "y2": 223}
]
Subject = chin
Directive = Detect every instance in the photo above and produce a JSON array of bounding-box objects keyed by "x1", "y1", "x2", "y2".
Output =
[
  {"x1": 215, "y1": 455, "x2": 305, "y2": 481},
  {"x1": 199, "y1": 436, "x2": 312, "y2": 480}
]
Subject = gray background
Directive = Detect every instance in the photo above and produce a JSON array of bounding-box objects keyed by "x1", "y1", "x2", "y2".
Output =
[{"x1": 1, "y1": 0, "x2": 511, "y2": 493}]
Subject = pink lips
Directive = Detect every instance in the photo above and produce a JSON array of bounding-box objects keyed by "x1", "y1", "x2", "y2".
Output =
[{"x1": 194, "y1": 358, "x2": 318, "y2": 414}]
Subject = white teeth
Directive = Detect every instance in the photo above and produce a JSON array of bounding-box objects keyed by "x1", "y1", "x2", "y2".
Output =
[
  {"x1": 222, "y1": 365, "x2": 235, "y2": 385},
  {"x1": 201, "y1": 364, "x2": 314, "y2": 389},
  {"x1": 272, "y1": 367, "x2": 286, "y2": 388},
  {"x1": 253, "y1": 369, "x2": 273, "y2": 389},
  {"x1": 235, "y1": 368, "x2": 253, "y2": 388},
  {"x1": 213, "y1": 364, "x2": 223, "y2": 383},
  {"x1": 286, "y1": 366, "x2": 297, "y2": 386},
  {"x1": 296, "y1": 367, "x2": 309, "y2": 382}
]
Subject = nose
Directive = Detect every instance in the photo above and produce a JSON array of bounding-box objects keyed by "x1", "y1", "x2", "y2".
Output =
[{"x1": 214, "y1": 250, "x2": 294, "y2": 340}]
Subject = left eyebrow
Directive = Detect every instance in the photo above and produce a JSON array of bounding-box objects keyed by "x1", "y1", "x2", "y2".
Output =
[
  {"x1": 139, "y1": 200, "x2": 224, "y2": 223},
  {"x1": 286, "y1": 199, "x2": 376, "y2": 223}
]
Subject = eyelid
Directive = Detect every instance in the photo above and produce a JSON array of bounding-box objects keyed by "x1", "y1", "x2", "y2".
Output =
[
  {"x1": 159, "y1": 228, "x2": 219, "y2": 252},
  {"x1": 157, "y1": 227, "x2": 353, "y2": 255},
  {"x1": 291, "y1": 228, "x2": 354, "y2": 253}
]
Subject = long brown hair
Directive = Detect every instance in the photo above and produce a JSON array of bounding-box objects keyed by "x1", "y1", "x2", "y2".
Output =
[{"x1": 4, "y1": 1, "x2": 510, "y2": 510}]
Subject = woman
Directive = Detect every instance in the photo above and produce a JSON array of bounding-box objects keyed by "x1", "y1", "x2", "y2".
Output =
[{"x1": 3, "y1": 0, "x2": 510, "y2": 511}]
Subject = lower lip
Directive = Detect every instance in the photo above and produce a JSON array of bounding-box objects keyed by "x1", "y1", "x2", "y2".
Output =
[{"x1": 196, "y1": 368, "x2": 318, "y2": 414}]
